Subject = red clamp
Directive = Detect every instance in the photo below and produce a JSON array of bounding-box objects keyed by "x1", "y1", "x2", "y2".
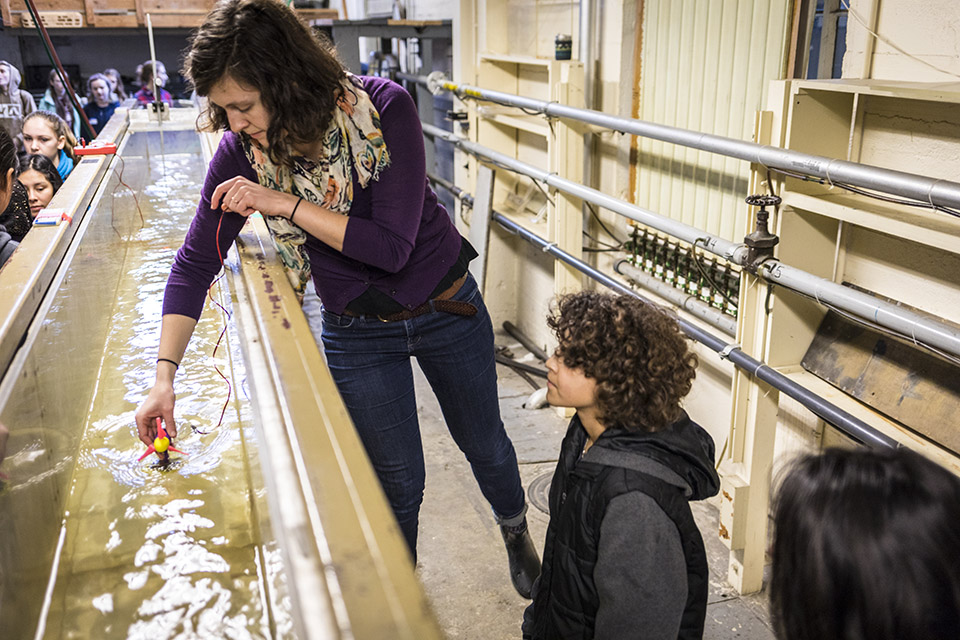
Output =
[{"x1": 75, "y1": 141, "x2": 118, "y2": 156}]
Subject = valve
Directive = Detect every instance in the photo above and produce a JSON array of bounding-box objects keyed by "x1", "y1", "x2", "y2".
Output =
[{"x1": 743, "y1": 194, "x2": 781, "y2": 274}]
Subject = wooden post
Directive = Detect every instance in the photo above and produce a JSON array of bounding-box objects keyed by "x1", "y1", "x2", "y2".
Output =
[
  {"x1": 718, "y1": 110, "x2": 779, "y2": 595},
  {"x1": 550, "y1": 60, "x2": 585, "y2": 297}
]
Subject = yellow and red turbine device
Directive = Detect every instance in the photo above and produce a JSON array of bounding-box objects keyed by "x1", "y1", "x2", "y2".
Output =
[{"x1": 139, "y1": 417, "x2": 186, "y2": 462}]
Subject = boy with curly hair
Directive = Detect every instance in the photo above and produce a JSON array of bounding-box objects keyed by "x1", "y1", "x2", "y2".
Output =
[{"x1": 523, "y1": 291, "x2": 720, "y2": 640}]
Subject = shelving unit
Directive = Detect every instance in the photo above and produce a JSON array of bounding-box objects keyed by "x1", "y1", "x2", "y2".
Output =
[
  {"x1": 461, "y1": 42, "x2": 583, "y2": 346},
  {"x1": 721, "y1": 78, "x2": 960, "y2": 594}
]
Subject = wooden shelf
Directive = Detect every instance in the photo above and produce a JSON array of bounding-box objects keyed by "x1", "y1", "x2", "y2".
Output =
[
  {"x1": 478, "y1": 109, "x2": 550, "y2": 138},
  {"x1": 478, "y1": 52, "x2": 553, "y2": 67},
  {"x1": 779, "y1": 368, "x2": 960, "y2": 476},
  {"x1": 782, "y1": 190, "x2": 960, "y2": 255},
  {"x1": 791, "y1": 78, "x2": 960, "y2": 104}
]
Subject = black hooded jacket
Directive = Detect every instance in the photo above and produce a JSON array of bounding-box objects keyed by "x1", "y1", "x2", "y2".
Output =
[{"x1": 524, "y1": 412, "x2": 720, "y2": 639}]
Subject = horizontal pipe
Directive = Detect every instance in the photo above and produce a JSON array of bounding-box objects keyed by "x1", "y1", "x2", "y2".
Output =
[
  {"x1": 423, "y1": 126, "x2": 960, "y2": 361},
  {"x1": 422, "y1": 122, "x2": 746, "y2": 263},
  {"x1": 503, "y1": 321, "x2": 550, "y2": 362},
  {"x1": 426, "y1": 174, "x2": 736, "y2": 337},
  {"x1": 761, "y1": 260, "x2": 960, "y2": 359},
  {"x1": 404, "y1": 73, "x2": 960, "y2": 211},
  {"x1": 491, "y1": 212, "x2": 899, "y2": 450},
  {"x1": 615, "y1": 261, "x2": 738, "y2": 336},
  {"x1": 495, "y1": 353, "x2": 548, "y2": 377}
]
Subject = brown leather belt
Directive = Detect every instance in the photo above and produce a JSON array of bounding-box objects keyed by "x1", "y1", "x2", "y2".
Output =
[{"x1": 342, "y1": 274, "x2": 477, "y2": 322}]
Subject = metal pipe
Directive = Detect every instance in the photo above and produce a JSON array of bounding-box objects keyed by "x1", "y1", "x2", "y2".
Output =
[
  {"x1": 615, "y1": 261, "x2": 738, "y2": 336},
  {"x1": 431, "y1": 160, "x2": 898, "y2": 447},
  {"x1": 408, "y1": 74, "x2": 960, "y2": 210},
  {"x1": 503, "y1": 320, "x2": 550, "y2": 362},
  {"x1": 761, "y1": 260, "x2": 960, "y2": 359},
  {"x1": 423, "y1": 125, "x2": 960, "y2": 361},
  {"x1": 494, "y1": 353, "x2": 548, "y2": 378},
  {"x1": 492, "y1": 212, "x2": 899, "y2": 450},
  {"x1": 427, "y1": 173, "x2": 734, "y2": 337},
  {"x1": 422, "y1": 122, "x2": 747, "y2": 263},
  {"x1": 579, "y1": 0, "x2": 594, "y2": 107}
]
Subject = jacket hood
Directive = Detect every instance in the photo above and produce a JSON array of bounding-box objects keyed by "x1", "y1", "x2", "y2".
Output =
[
  {"x1": 0, "y1": 61, "x2": 22, "y2": 95},
  {"x1": 586, "y1": 411, "x2": 721, "y2": 501}
]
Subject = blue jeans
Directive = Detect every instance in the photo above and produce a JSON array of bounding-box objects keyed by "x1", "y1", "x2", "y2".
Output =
[{"x1": 320, "y1": 273, "x2": 526, "y2": 555}]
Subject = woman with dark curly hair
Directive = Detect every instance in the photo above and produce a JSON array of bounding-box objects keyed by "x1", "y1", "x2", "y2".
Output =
[
  {"x1": 133, "y1": 0, "x2": 539, "y2": 597},
  {"x1": 523, "y1": 291, "x2": 720, "y2": 640}
]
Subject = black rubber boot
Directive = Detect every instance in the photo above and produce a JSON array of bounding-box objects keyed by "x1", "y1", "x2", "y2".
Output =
[{"x1": 501, "y1": 518, "x2": 541, "y2": 599}]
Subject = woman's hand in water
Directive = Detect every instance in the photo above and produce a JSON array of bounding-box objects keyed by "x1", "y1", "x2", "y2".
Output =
[
  {"x1": 135, "y1": 382, "x2": 177, "y2": 447},
  {"x1": 211, "y1": 176, "x2": 299, "y2": 220}
]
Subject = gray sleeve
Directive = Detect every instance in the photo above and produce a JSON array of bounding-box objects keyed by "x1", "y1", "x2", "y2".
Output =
[{"x1": 594, "y1": 492, "x2": 687, "y2": 640}]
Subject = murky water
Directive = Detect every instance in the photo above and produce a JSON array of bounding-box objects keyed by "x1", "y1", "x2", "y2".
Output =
[{"x1": 3, "y1": 134, "x2": 291, "y2": 639}]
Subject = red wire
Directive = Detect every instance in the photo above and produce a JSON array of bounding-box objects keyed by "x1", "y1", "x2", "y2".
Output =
[{"x1": 193, "y1": 211, "x2": 233, "y2": 435}]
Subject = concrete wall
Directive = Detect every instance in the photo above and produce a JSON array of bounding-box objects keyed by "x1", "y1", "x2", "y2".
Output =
[{"x1": 842, "y1": 0, "x2": 960, "y2": 81}]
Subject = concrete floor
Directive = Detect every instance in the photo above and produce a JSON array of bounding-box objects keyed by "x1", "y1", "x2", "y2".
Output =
[{"x1": 415, "y1": 333, "x2": 777, "y2": 639}]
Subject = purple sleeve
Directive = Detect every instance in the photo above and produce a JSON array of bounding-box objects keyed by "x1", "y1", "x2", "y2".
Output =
[
  {"x1": 340, "y1": 83, "x2": 425, "y2": 273},
  {"x1": 162, "y1": 133, "x2": 255, "y2": 320}
]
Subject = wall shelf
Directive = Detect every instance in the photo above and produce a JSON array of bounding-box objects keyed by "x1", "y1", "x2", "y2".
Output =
[{"x1": 782, "y1": 190, "x2": 960, "y2": 256}]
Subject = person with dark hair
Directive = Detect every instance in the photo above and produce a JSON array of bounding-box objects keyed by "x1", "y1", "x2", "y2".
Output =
[
  {"x1": 83, "y1": 73, "x2": 120, "y2": 135},
  {"x1": 18, "y1": 154, "x2": 63, "y2": 218},
  {"x1": 0, "y1": 60, "x2": 37, "y2": 151},
  {"x1": 22, "y1": 111, "x2": 76, "y2": 181},
  {"x1": 770, "y1": 446, "x2": 960, "y2": 640},
  {"x1": 0, "y1": 127, "x2": 23, "y2": 262},
  {"x1": 38, "y1": 69, "x2": 81, "y2": 140},
  {"x1": 0, "y1": 126, "x2": 29, "y2": 246},
  {"x1": 134, "y1": 61, "x2": 173, "y2": 108},
  {"x1": 523, "y1": 291, "x2": 720, "y2": 640},
  {"x1": 133, "y1": 0, "x2": 540, "y2": 597},
  {"x1": 103, "y1": 68, "x2": 128, "y2": 103}
]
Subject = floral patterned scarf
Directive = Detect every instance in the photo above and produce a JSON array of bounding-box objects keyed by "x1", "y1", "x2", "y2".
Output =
[{"x1": 241, "y1": 75, "x2": 390, "y2": 301}]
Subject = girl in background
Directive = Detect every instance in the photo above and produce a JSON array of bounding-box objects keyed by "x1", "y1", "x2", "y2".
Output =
[
  {"x1": 83, "y1": 73, "x2": 120, "y2": 135},
  {"x1": 0, "y1": 127, "x2": 25, "y2": 258},
  {"x1": 38, "y1": 69, "x2": 81, "y2": 140},
  {"x1": 18, "y1": 154, "x2": 63, "y2": 218},
  {"x1": 22, "y1": 111, "x2": 77, "y2": 181},
  {"x1": 103, "y1": 68, "x2": 128, "y2": 103}
]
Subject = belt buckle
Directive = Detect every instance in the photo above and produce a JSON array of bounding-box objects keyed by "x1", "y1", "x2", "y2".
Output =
[{"x1": 377, "y1": 314, "x2": 391, "y2": 323}]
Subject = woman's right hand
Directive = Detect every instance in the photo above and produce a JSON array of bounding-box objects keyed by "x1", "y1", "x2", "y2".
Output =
[{"x1": 134, "y1": 381, "x2": 177, "y2": 447}]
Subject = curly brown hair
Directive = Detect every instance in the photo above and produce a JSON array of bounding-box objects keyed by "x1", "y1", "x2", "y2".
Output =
[
  {"x1": 547, "y1": 291, "x2": 698, "y2": 432},
  {"x1": 183, "y1": 0, "x2": 346, "y2": 169}
]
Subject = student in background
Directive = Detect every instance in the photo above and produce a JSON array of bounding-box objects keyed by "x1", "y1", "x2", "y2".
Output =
[
  {"x1": 134, "y1": 61, "x2": 173, "y2": 108},
  {"x1": 0, "y1": 127, "x2": 26, "y2": 255},
  {"x1": 38, "y1": 69, "x2": 81, "y2": 141},
  {"x1": 524, "y1": 291, "x2": 719, "y2": 640},
  {"x1": 103, "y1": 68, "x2": 128, "y2": 103},
  {"x1": 770, "y1": 446, "x2": 960, "y2": 640},
  {"x1": 18, "y1": 154, "x2": 63, "y2": 218},
  {"x1": 22, "y1": 111, "x2": 77, "y2": 181},
  {"x1": 0, "y1": 60, "x2": 37, "y2": 151},
  {"x1": 83, "y1": 73, "x2": 120, "y2": 135}
]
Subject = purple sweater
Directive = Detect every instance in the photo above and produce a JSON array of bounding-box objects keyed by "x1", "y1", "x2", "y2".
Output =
[{"x1": 164, "y1": 76, "x2": 461, "y2": 318}]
